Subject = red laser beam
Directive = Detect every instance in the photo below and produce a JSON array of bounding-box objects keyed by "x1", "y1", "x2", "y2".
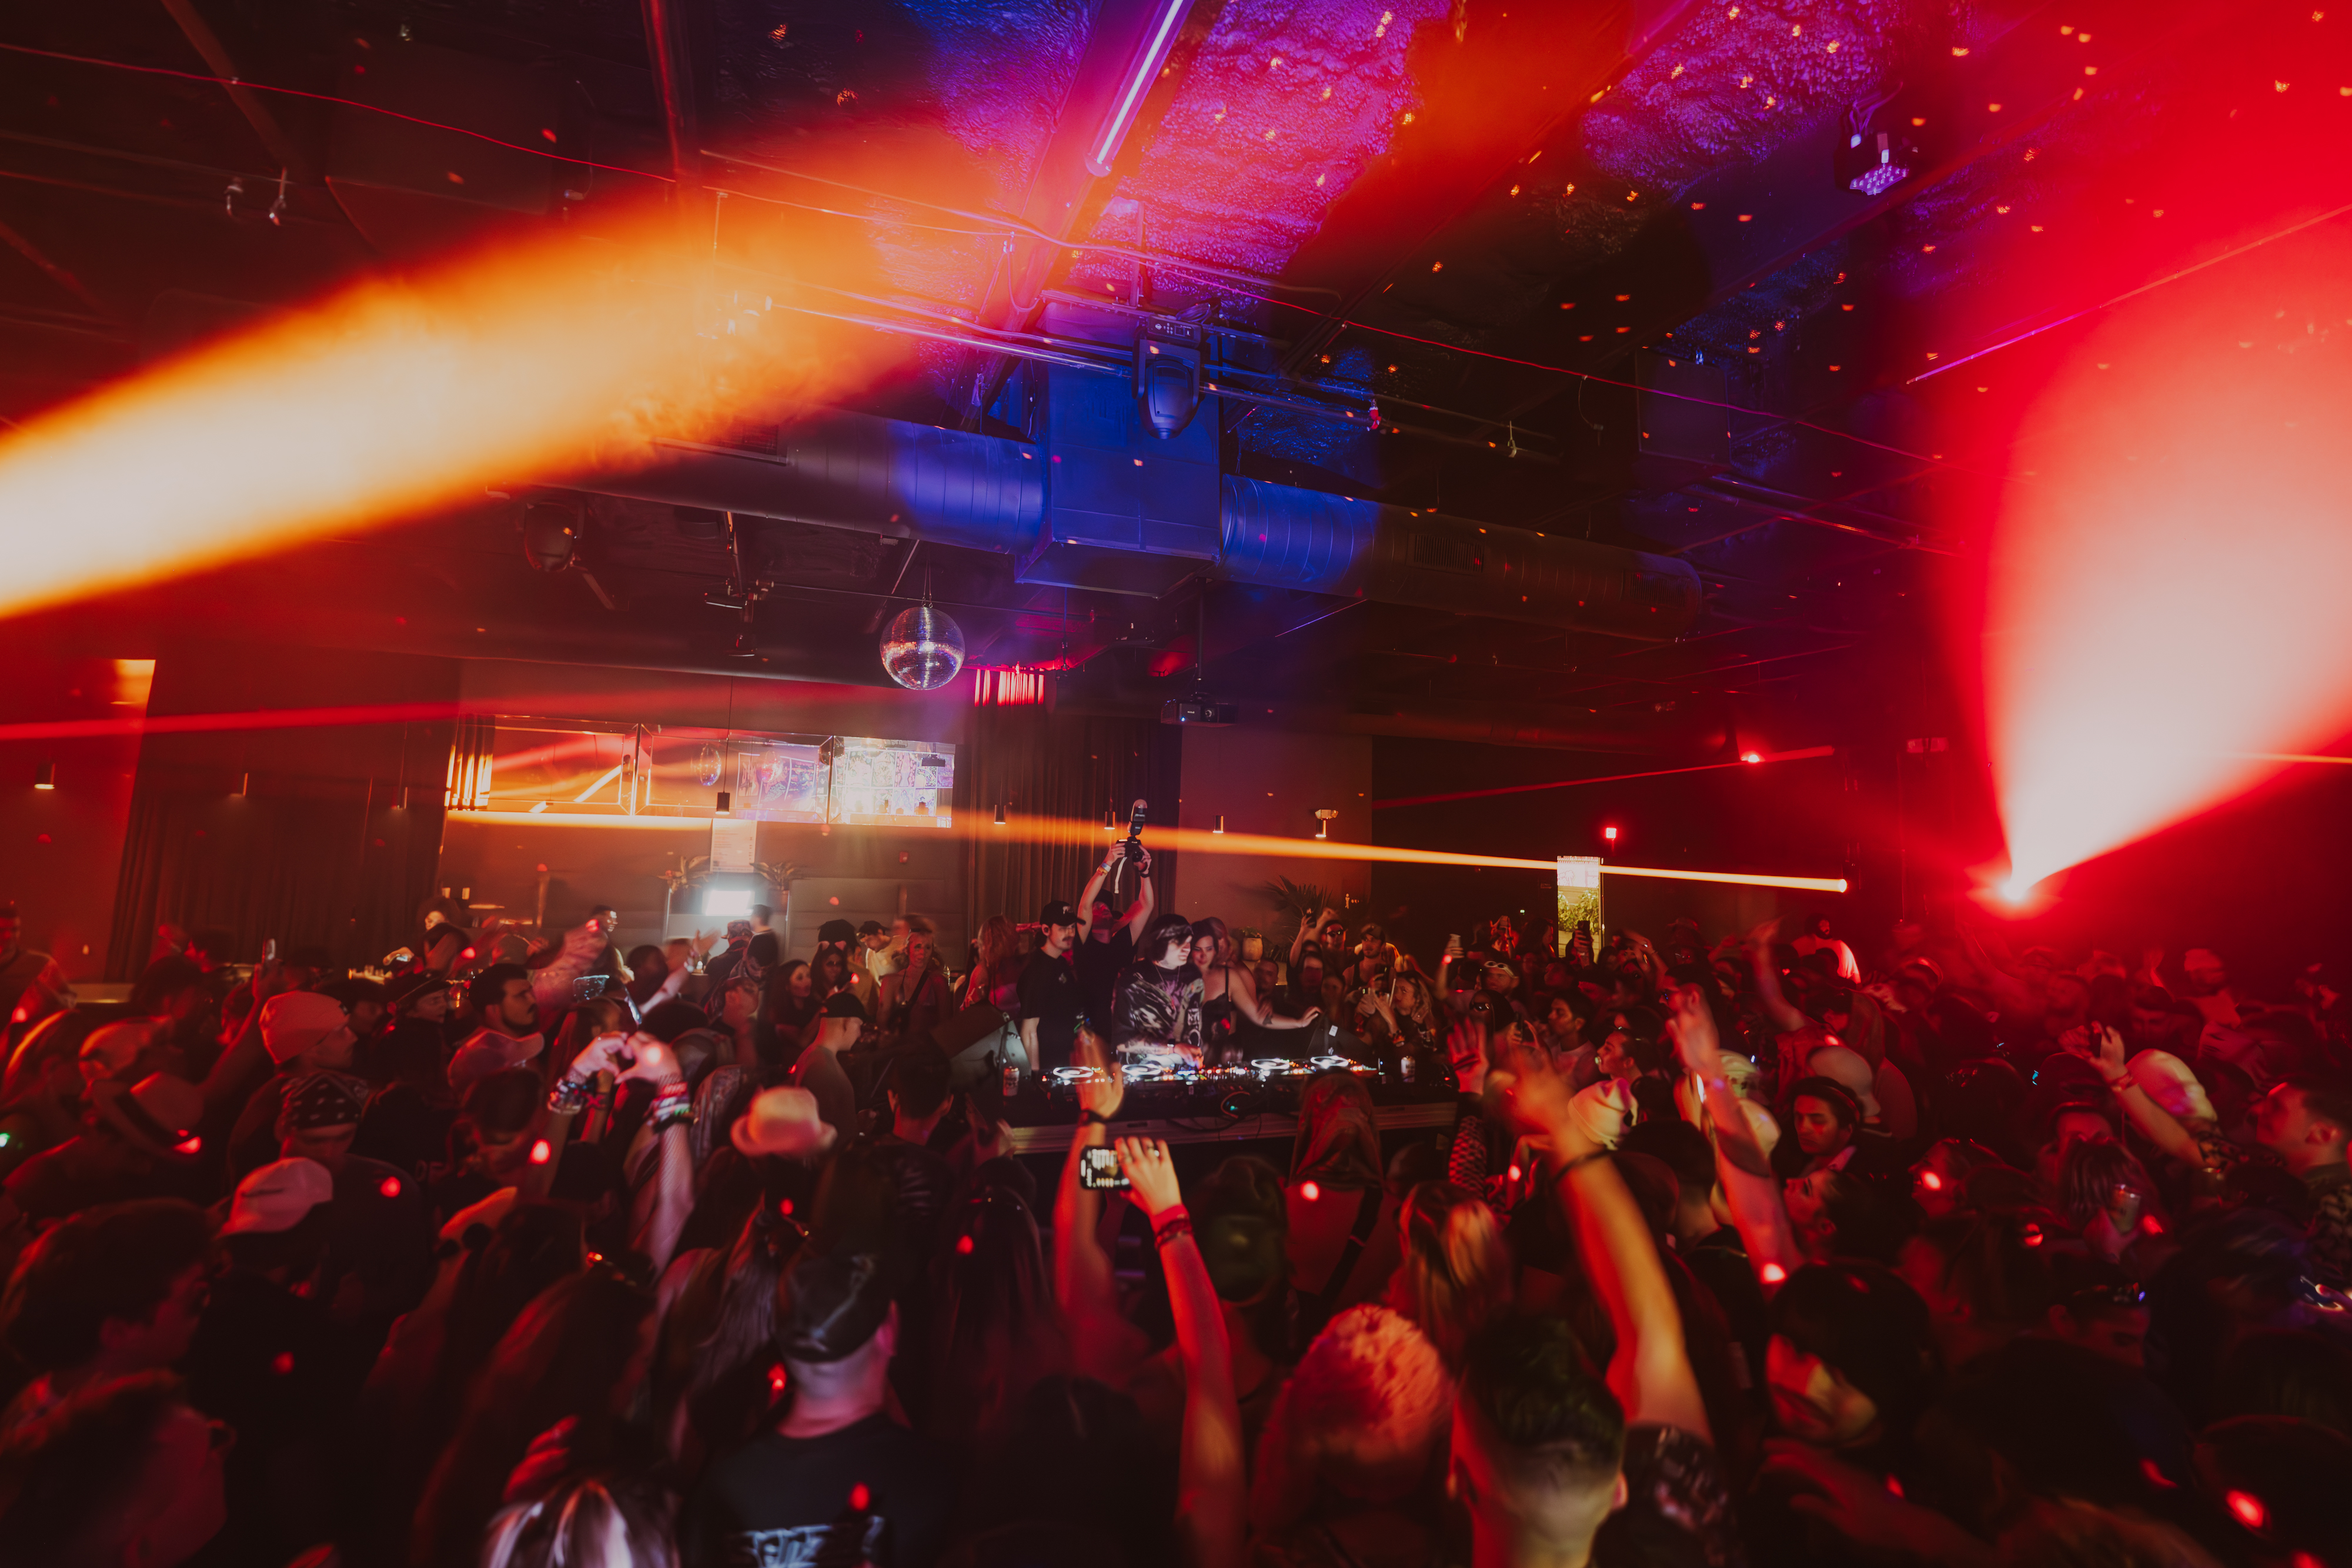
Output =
[
  {"x1": 0, "y1": 40, "x2": 673, "y2": 184},
  {"x1": 1373, "y1": 745, "x2": 1836, "y2": 810}
]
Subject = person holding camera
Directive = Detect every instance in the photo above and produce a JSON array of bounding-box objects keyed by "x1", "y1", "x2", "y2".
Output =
[{"x1": 1075, "y1": 837, "x2": 1157, "y2": 1027}]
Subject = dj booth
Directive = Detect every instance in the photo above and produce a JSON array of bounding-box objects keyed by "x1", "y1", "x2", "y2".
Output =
[{"x1": 994, "y1": 1053, "x2": 1461, "y2": 1157}]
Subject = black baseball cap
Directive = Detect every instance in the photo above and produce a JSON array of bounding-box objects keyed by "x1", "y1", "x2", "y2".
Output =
[
  {"x1": 822, "y1": 991, "x2": 869, "y2": 1021},
  {"x1": 1040, "y1": 900, "x2": 1079, "y2": 927},
  {"x1": 779, "y1": 1251, "x2": 894, "y2": 1363},
  {"x1": 817, "y1": 919, "x2": 857, "y2": 945}
]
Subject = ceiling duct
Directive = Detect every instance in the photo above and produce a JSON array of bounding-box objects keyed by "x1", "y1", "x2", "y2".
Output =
[{"x1": 573, "y1": 407, "x2": 1699, "y2": 639}]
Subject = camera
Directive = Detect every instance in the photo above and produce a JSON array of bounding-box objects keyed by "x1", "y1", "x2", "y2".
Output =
[
  {"x1": 1079, "y1": 1145, "x2": 1131, "y2": 1191},
  {"x1": 572, "y1": 974, "x2": 610, "y2": 1002}
]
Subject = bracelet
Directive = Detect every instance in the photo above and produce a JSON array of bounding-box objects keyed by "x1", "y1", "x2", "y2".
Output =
[
  {"x1": 1152, "y1": 1206, "x2": 1193, "y2": 1248},
  {"x1": 548, "y1": 1078, "x2": 593, "y2": 1114},
  {"x1": 1081, "y1": 1109, "x2": 1112, "y2": 1127},
  {"x1": 649, "y1": 1082, "x2": 694, "y2": 1130}
]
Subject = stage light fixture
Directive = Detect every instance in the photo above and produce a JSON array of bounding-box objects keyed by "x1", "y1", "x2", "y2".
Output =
[
  {"x1": 1085, "y1": 0, "x2": 1195, "y2": 177},
  {"x1": 32, "y1": 761, "x2": 54, "y2": 790},
  {"x1": 1135, "y1": 322, "x2": 1204, "y2": 439},
  {"x1": 1315, "y1": 808, "x2": 1338, "y2": 840},
  {"x1": 1212, "y1": 814, "x2": 1225, "y2": 834},
  {"x1": 1602, "y1": 825, "x2": 1619, "y2": 842},
  {"x1": 993, "y1": 803, "x2": 1007, "y2": 827},
  {"x1": 1741, "y1": 751, "x2": 1764, "y2": 764},
  {"x1": 715, "y1": 790, "x2": 732, "y2": 815},
  {"x1": 520, "y1": 500, "x2": 581, "y2": 573}
]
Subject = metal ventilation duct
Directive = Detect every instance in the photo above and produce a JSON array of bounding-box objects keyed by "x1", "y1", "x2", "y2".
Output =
[{"x1": 576, "y1": 407, "x2": 1699, "y2": 639}]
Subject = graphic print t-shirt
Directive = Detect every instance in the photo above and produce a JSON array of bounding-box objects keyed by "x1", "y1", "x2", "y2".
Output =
[{"x1": 683, "y1": 1412, "x2": 953, "y2": 1568}]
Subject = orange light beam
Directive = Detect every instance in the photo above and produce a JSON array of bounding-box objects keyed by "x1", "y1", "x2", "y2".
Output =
[
  {"x1": 572, "y1": 764, "x2": 626, "y2": 803},
  {"x1": 996, "y1": 813, "x2": 1850, "y2": 891},
  {"x1": 0, "y1": 199, "x2": 878, "y2": 623}
]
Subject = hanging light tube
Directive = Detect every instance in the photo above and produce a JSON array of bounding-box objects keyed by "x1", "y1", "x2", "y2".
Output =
[{"x1": 1085, "y1": 0, "x2": 1195, "y2": 177}]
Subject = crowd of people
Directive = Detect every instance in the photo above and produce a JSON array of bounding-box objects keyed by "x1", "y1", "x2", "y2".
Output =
[{"x1": 2, "y1": 856, "x2": 2351, "y2": 1568}]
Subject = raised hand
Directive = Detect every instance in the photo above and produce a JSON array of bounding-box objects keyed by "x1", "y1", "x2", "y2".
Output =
[
  {"x1": 1665, "y1": 984, "x2": 1724, "y2": 1076},
  {"x1": 1075, "y1": 1023, "x2": 1124, "y2": 1122},
  {"x1": 1114, "y1": 1135, "x2": 1182, "y2": 1218},
  {"x1": 616, "y1": 1032, "x2": 681, "y2": 1086},
  {"x1": 1447, "y1": 1015, "x2": 1491, "y2": 1095},
  {"x1": 1486, "y1": 1035, "x2": 1578, "y2": 1144}
]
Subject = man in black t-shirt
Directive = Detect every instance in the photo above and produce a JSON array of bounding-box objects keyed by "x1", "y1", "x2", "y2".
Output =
[
  {"x1": 1073, "y1": 848, "x2": 1155, "y2": 1026},
  {"x1": 1017, "y1": 901, "x2": 1085, "y2": 1069},
  {"x1": 684, "y1": 1249, "x2": 953, "y2": 1568}
]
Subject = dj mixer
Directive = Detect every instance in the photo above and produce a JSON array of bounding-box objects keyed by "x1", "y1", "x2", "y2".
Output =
[{"x1": 998, "y1": 1051, "x2": 1461, "y2": 1154}]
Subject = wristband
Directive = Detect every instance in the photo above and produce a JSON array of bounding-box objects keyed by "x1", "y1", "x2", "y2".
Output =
[
  {"x1": 1081, "y1": 1109, "x2": 1113, "y2": 1127},
  {"x1": 548, "y1": 1078, "x2": 594, "y2": 1114},
  {"x1": 1152, "y1": 1206, "x2": 1193, "y2": 1248},
  {"x1": 649, "y1": 1082, "x2": 694, "y2": 1130}
]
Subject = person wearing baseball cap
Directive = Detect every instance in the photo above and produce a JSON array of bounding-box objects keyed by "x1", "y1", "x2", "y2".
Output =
[
  {"x1": 218, "y1": 1156, "x2": 333, "y2": 1242},
  {"x1": 225, "y1": 993, "x2": 368, "y2": 1182},
  {"x1": 805, "y1": 918, "x2": 880, "y2": 1018},
  {"x1": 1017, "y1": 900, "x2": 1086, "y2": 1071},
  {"x1": 266, "y1": 1071, "x2": 433, "y2": 1327},
  {"x1": 185, "y1": 1156, "x2": 346, "y2": 1568},
  {"x1": 0, "y1": 1071, "x2": 209, "y2": 1227},
  {"x1": 683, "y1": 1248, "x2": 952, "y2": 1568},
  {"x1": 788, "y1": 993, "x2": 866, "y2": 1142}
]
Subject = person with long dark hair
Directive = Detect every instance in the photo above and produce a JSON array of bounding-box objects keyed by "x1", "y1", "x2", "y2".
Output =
[{"x1": 412, "y1": 1265, "x2": 657, "y2": 1568}]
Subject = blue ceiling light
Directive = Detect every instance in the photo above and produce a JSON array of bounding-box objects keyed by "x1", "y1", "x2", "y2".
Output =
[{"x1": 1085, "y1": 0, "x2": 1197, "y2": 176}]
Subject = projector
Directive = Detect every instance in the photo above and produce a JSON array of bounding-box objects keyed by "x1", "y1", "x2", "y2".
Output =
[{"x1": 1161, "y1": 697, "x2": 1235, "y2": 726}]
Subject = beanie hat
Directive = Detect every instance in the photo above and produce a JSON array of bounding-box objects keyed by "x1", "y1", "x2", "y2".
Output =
[{"x1": 259, "y1": 992, "x2": 352, "y2": 1066}]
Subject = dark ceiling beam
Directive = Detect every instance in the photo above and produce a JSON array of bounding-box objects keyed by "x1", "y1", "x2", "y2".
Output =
[{"x1": 153, "y1": 0, "x2": 317, "y2": 182}]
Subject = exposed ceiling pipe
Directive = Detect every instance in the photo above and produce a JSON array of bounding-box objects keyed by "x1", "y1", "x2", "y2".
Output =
[{"x1": 573, "y1": 409, "x2": 1700, "y2": 639}]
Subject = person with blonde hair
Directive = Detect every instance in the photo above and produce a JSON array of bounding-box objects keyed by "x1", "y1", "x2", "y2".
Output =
[{"x1": 1387, "y1": 1181, "x2": 1512, "y2": 1372}]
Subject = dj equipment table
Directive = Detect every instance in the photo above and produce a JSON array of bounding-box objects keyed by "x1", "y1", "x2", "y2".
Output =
[{"x1": 998, "y1": 1056, "x2": 1459, "y2": 1155}]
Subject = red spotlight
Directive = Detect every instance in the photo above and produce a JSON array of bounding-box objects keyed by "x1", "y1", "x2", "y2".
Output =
[
  {"x1": 1740, "y1": 751, "x2": 1764, "y2": 764},
  {"x1": 1602, "y1": 825, "x2": 1619, "y2": 843},
  {"x1": 528, "y1": 1138, "x2": 552, "y2": 1165},
  {"x1": 1760, "y1": 1262, "x2": 1788, "y2": 1284},
  {"x1": 2226, "y1": 1491, "x2": 2267, "y2": 1531},
  {"x1": 1301, "y1": 1180, "x2": 1321, "y2": 1201}
]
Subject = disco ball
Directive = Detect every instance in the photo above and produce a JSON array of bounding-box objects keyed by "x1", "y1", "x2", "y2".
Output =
[{"x1": 880, "y1": 605, "x2": 965, "y2": 690}]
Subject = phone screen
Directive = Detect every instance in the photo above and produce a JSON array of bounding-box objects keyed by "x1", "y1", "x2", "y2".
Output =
[{"x1": 1079, "y1": 1145, "x2": 1131, "y2": 1191}]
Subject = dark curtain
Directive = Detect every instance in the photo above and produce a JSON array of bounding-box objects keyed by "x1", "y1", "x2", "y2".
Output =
[
  {"x1": 963, "y1": 706, "x2": 1183, "y2": 934},
  {"x1": 108, "y1": 777, "x2": 447, "y2": 974},
  {"x1": 106, "y1": 642, "x2": 460, "y2": 977}
]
